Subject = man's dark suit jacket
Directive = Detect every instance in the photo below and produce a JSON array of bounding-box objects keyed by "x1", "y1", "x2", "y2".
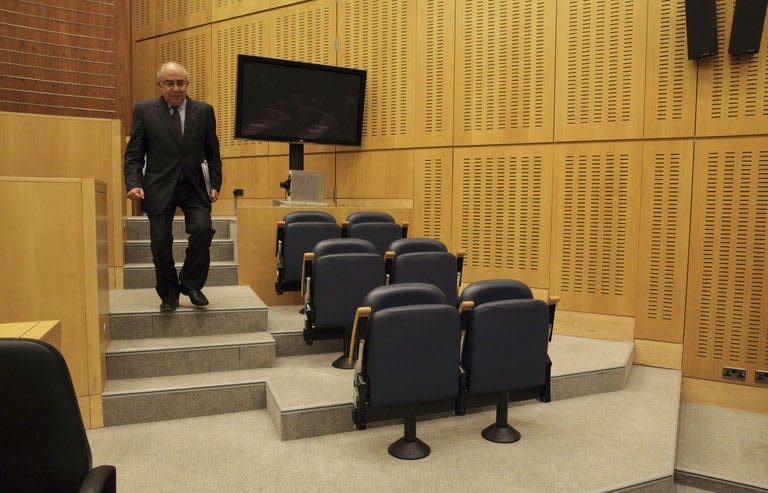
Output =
[{"x1": 124, "y1": 97, "x2": 223, "y2": 215}]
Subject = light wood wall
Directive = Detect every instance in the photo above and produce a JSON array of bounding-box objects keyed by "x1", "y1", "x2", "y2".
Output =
[
  {"x1": 0, "y1": 111, "x2": 125, "y2": 285},
  {"x1": 0, "y1": 178, "x2": 110, "y2": 428},
  {"x1": 131, "y1": 0, "x2": 768, "y2": 403}
]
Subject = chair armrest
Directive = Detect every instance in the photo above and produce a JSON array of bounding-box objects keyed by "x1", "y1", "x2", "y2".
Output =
[
  {"x1": 384, "y1": 251, "x2": 395, "y2": 284},
  {"x1": 275, "y1": 221, "x2": 286, "y2": 257},
  {"x1": 455, "y1": 251, "x2": 466, "y2": 287},
  {"x1": 348, "y1": 307, "x2": 371, "y2": 365},
  {"x1": 79, "y1": 465, "x2": 116, "y2": 493},
  {"x1": 546, "y1": 296, "x2": 560, "y2": 341},
  {"x1": 300, "y1": 252, "x2": 315, "y2": 297},
  {"x1": 341, "y1": 220, "x2": 350, "y2": 237},
  {"x1": 401, "y1": 221, "x2": 409, "y2": 238}
]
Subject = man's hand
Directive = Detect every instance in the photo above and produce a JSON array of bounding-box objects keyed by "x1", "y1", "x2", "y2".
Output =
[
  {"x1": 210, "y1": 189, "x2": 219, "y2": 203},
  {"x1": 127, "y1": 187, "x2": 144, "y2": 200}
]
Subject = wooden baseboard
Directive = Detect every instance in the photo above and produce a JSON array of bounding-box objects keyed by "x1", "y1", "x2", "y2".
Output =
[
  {"x1": 682, "y1": 377, "x2": 768, "y2": 414},
  {"x1": 554, "y1": 310, "x2": 634, "y2": 341},
  {"x1": 634, "y1": 339, "x2": 682, "y2": 369}
]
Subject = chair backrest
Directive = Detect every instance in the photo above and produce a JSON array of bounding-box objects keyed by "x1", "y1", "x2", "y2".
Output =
[
  {"x1": 0, "y1": 339, "x2": 92, "y2": 491},
  {"x1": 311, "y1": 238, "x2": 384, "y2": 329},
  {"x1": 346, "y1": 211, "x2": 395, "y2": 225},
  {"x1": 283, "y1": 220, "x2": 341, "y2": 287},
  {"x1": 348, "y1": 222, "x2": 405, "y2": 256},
  {"x1": 284, "y1": 210, "x2": 336, "y2": 224},
  {"x1": 362, "y1": 284, "x2": 460, "y2": 408},
  {"x1": 387, "y1": 238, "x2": 458, "y2": 305},
  {"x1": 460, "y1": 281, "x2": 549, "y2": 395}
]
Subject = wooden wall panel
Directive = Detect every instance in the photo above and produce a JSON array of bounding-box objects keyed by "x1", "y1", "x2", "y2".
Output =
[
  {"x1": 0, "y1": 177, "x2": 109, "y2": 426},
  {"x1": 550, "y1": 142, "x2": 643, "y2": 315},
  {"x1": 643, "y1": 0, "x2": 697, "y2": 138},
  {"x1": 453, "y1": 145, "x2": 553, "y2": 288},
  {"x1": 412, "y1": 0, "x2": 455, "y2": 148},
  {"x1": 0, "y1": 0, "x2": 124, "y2": 119},
  {"x1": 156, "y1": 0, "x2": 211, "y2": 35},
  {"x1": 684, "y1": 137, "x2": 768, "y2": 386},
  {"x1": 635, "y1": 140, "x2": 693, "y2": 342},
  {"x1": 157, "y1": 26, "x2": 212, "y2": 105},
  {"x1": 454, "y1": 0, "x2": 555, "y2": 146},
  {"x1": 213, "y1": 0, "x2": 272, "y2": 22},
  {"x1": 132, "y1": 39, "x2": 158, "y2": 104},
  {"x1": 268, "y1": 0, "x2": 336, "y2": 158},
  {"x1": 0, "y1": 111, "x2": 124, "y2": 270},
  {"x1": 413, "y1": 148, "x2": 453, "y2": 247},
  {"x1": 695, "y1": 0, "x2": 768, "y2": 136},
  {"x1": 213, "y1": 14, "x2": 269, "y2": 158},
  {"x1": 133, "y1": 0, "x2": 155, "y2": 41},
  {"x1": 335, "y1": 150, "x2": 414, "y2": 200},
  {"x1": 554, "y1": 0, "x2": 647, "y2": 141},
  {"x1": 337, "y1": 0, "x2": 418, "y2": 149}
]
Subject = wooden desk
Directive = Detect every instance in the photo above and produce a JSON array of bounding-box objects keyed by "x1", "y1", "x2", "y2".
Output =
[{"x1": 0, "y1": 320, "x2": 62, "y2": 351}]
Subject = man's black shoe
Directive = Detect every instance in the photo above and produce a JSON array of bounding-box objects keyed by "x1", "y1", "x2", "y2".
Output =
[
  {"x1": 183, "y1": 288, "x2": 209, "y2": 307},
  {"x1": 160, "y1": 295, "x2": 179, "y2": 313}
]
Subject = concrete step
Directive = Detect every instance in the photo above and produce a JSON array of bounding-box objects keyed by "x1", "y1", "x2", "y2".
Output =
[
  {"x1": 122, "y1": 261, "x2": 238, "y2": 289},
  {"x1": 102, "y1": 370, "x2": 268, "y2": 426},
  {"x1": 267, "y1": 305, "x2": 344, "y2": 357},
  {"x1": 106, "y1": 332, "x2": 276, "y2": 379},
  {"x1": 125, "y1": 216, "x2": 234, "y2": 241},
  {"x1": 124, "y1": 238, "x2": 235, "y2": 263},
  {"x1": 110, "y1": 286, "x2": 267, "y2": 339}
]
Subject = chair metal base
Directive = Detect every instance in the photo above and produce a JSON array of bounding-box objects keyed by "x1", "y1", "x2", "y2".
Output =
[
  {"x1": 481, "y1": 423, "x2": 521, "y2": 443},
  {"x1": 332, "y1": 354, "x2": 354, "y2": 369},
  {"x1": 388, "y1": 436, "x2": 431, "y2": 460}
]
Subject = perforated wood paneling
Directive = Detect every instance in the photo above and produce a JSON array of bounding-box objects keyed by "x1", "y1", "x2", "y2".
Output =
[
  {"x1": 644, "y1": 0, "x2": 696, "y2": 138},
  {"x1": 133, "y1": 0, "x2": 154, "y2": 40},
  {"x1": 550, "y1": 143, "x2": 642, "y2": 315},
  {"x1": 213, "y1": 14, "x2": 268, "y2": 158},
  {"x1": 158, "y1": 27, "x2": 211, "y2": 104},
  {"x1": 636, "y1": 140, "x2": 693, "y2": 342},
  {"x1": 132, "y1": 39, "x2": 158, "y2": 104},
  {"x1": 412, "y1": 0, "x2": 454, "y2": 147},
  {"x1": 338, "y1": 0, "x2": 417, "y2": 149},
  {"x1": 454, "y1": 0, "x2": 554, "y2": 145},
  {"x1": 554, "y1": 0, "x2": 647, "y2": 141},
  {"x1": 213, "y1": 0, "x2": 271, "y2": 22},
  {"x1": 156, "y1": 0, "x2": 211, "y2": 35},
  {"x1": 414, "y1": 148, "x2": 452, "y2": 246},
  {"x1": 684, "y1": 138, "x2": 768, "y2": 385},
  {"x1": 696, "y1": 0, "x2": 768, "y2": 136},
  {"x1": 269, "y1": 0, "x2": 336, "y2": 157},
  {"x1": 452, "y1": 145, "x2": 553, "y2": 287}
]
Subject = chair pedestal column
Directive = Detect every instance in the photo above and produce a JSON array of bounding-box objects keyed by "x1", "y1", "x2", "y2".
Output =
[
  {"x1": 481, "y1": 391, "x2": 521, "y2": 443},
  {"x1": 388, "y1": 407, "x2": 430, "y2": 460}
]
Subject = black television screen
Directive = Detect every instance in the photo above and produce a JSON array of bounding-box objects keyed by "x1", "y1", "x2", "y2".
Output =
[{"x1": 235, "y1": 55, "x2": 366, "y2": 146}]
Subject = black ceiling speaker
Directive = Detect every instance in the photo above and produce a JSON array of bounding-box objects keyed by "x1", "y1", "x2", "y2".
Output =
[
  {"x1": 685, "y1": 0, "x2": 719, "y2": 59},
  {"x1": 729, "y1": 0, "x2": 767, "y2": 54}
]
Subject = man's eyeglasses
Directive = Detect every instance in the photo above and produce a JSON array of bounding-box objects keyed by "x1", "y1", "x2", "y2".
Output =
[{"x1": 161, "y1": 80, "x2": 188, "y2": 88}]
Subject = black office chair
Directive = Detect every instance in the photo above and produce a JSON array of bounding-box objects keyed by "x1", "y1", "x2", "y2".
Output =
[
  {"x1": 275, "y1": 210, "x2": 340, "y2": 294},
  {"x1": 352, "y1": 283, "x2": 461, "y2": 459},
  {"x1": 455, "y1": 279, "x2": 555, "y2": 443},
  {"x1": 0, "y1": 338, "x2": 116, "y2": 492},
  {"x1": 341, "y1": 211, "x2": 409, "y2": 256},
  {"x1": 301, "y1": 238, "x2": 385, "y2": 368},
  {"x1": 385, "y1": 237, "x2": 465, "y2": 306}
]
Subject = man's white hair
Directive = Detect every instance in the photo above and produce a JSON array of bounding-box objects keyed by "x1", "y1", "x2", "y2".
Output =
[{"x1": 156, "y1": 62, "x2": 189, "y2": 82}]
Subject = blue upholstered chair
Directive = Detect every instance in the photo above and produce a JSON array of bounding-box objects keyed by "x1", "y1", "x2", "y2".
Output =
[
  {"x1": 301, "y1": 238, "x2": 385, "y2": 368},
  {"x1": 352, "y1": 283, "x2": 461, "y2": 459},
  {"x1": 456, "y1": 279, "x2": 557, "y2": 443},
  {"x1": 385, "y1": 237, "x2": 465, "y2": 306},
  {"x1": 0, "y1": 339, "x2": 116, "y2": 492},
  {"x1": 341, "y1": 211, "x2": 408, "y2": 256},
  {"x1": 275, "y1": 210, "x2": 340, "y2": 294}
]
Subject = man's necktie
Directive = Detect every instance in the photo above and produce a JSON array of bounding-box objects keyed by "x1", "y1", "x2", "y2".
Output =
[{"x1": 171, "y1": 106, "x2": 182, "y2": 140}]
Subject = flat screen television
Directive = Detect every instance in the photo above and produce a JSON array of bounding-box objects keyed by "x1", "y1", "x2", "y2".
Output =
[{"x1": 235, "y1": 55, "x2": 366, "y2": 146}]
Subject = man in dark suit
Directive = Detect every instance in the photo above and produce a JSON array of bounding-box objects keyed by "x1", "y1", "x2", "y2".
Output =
[{"x1": 124, "y1": 61, "x2": 223, "y2": 312}]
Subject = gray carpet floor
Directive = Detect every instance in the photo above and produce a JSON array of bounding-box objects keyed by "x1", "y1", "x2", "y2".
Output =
[{"x1": 88, "y1": 365, "x2": 686, "y2": 492}]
